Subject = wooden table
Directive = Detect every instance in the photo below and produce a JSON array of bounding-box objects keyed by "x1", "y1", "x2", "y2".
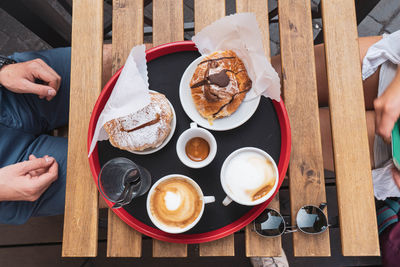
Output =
[{"x1": 62, "y1": 0, "x2": 380, "y2": 258}]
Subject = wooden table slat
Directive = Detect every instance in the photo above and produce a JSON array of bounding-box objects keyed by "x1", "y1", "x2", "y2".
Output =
[
  {"x1": 107, "y1": 212, "x2": 142, "y2": 257},
  {"x1": 199, "y1": 235, "x2": 235, "y2": 257},
  {"x1": 321, "y1": 0, "x2": 380, "y2": 256},
  {"x1": 236, "y1": 0, "x2": 282, "y2": 257},
  {"x1": 111, "y1": 0, "x2": 144, "y2": 73},
  {"x1": 62, "y1": 0, "x2": 103, "y2": 257},
  {"x1": 151, "y1": 0, "x2": 187, "y2": 257},
  {"x1": 107, "y1": 0, "x2": 145, "y2": 257},
  {"x1": 278, "y1": 0, "x2": 330, "y2": 256},
  {"x1": 153, "y1": 241, "x2": 187, "y2": 258},
  {"x1": 245, "y1": 194, "x2": 282, "y2": 257},
  {"x1": 236, "y1": 0, "x2": 270, "y2": 57},
  {"x1": 153, "y1": 0, "x2": 184, "y2": 46},
  {"x1": 194, "y1": 0, "x2": 225, "y2": 34}
]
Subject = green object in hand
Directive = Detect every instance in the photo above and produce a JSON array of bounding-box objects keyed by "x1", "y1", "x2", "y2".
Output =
[{"x1": 393, "y1": 119, "x2": 400, "y2": 170}]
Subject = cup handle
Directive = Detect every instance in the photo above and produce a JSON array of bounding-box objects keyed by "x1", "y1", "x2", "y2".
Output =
[
  {"x1": 222, "y1": 196, "x2": 232, "y2": 206},
  {"x1": 190, "y1": 122, "x2": 198, "y2": 129},
  {"x1": 204, "y1": 196, "x2": 215, "y2": 204}
]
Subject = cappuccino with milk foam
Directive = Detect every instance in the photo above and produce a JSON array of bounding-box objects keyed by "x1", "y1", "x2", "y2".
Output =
[
  {"x1": 149, "y1": 177, "x2": 203, "y2": 229},
  {"x1": 224, "y1": 151, "x2": 276, "y2": 203}
]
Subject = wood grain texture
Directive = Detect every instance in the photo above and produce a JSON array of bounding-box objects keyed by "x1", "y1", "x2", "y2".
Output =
[
  {"x1": 1, "y1": 216, "x2": 64, "y2": 246},
  {"x1": 107, "y1": 212, "x2": 142, "y2": 257},
  {"x1": 278, "y1": 0, "x2": 330, "y2": 256},
  {"x1": 151, "y1": 0, "x2": 187, "y2": 256},
  {"x1": 62, "y1": 0, "x2": 103, "y2": 257},
  {"x1": 111, "y1": 0, "x2": 144, "y2": 73},
  {"x1": 193, "y1": 0, "x2": 234, "y2": 256},
  {"x1": 236, "y1": 0, "x2": 270, "y2": 57},
  {"x1": 321, "y1": 0, "x2": 380, "y2": 256},
  {"x1": 245, "y1": 195, "x2": 282, "y2": 257},
  {"x1": 152, "y1": 241, "x2": 187, "y2": 258},
  {"x1": 153, "y1": 0, "x2": 184, "y2": 46},
  {"x1": 107, "y1": 0, "x2": 144, "y2": 257},
  {"x1": 236, "y1": 0, "x2": 282, "y2": 257},
  {"x1": 199, "y1": 235, "x2": 235, "y2": 257},
  {"x1": 194, "y1": 0, "x2": 225, "y2": 34}
]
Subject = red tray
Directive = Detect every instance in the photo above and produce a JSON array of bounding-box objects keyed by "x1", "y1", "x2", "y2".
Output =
[{"x1": 88, "y1": 41, "x2": 291, "y2": 244}]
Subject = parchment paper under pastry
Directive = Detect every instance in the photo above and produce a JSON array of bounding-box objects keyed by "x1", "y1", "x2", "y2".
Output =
[
  {"x1": 192, "y1": 13, "x2": 281, "y2": 102},
  {"x1": 88, "y1": 45, "x2": 151, "y2": 156}
]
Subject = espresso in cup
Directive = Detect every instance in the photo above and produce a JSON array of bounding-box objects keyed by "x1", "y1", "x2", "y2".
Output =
[
  {"x1": 176, "y1": 122, "x2": 217, "y2": 168},
  {"x1": 147, "y1": 174, "x2": 215, "y2": 233},
  {"x1": 221, "y1": 147, "x2": 278, "y2": 206},
  {"x1": 185, "y1": 137, "x2": 210, "y2": 161}
]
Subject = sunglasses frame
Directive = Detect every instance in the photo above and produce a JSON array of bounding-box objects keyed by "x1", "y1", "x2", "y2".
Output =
[{"x1": 253, "y1": 203, "x2": 329, "y2": 238}]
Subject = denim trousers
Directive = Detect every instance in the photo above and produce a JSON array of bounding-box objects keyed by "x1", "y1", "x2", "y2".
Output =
[{"x1": 0, "y1": 47, "x2": 71, "y2": 224}]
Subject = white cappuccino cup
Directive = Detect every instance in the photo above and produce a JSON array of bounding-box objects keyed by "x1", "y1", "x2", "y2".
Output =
[
  {"x1": 146, "y1": 174, "x2": 215, "y2": 234},
  {"x1": 221, "y1": 147, "x2": 279, "y2": 206}
]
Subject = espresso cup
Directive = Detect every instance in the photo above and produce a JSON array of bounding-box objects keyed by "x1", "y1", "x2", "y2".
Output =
[
  {"x1": 146, "y1": 174, "x2": 215, "y2": 234},
  {"x1": 176, "y1": 122, "x2": 217, "y2": 168},
  {"x1": 221, "y1": 147, "x2": 279, "y2": 206}
]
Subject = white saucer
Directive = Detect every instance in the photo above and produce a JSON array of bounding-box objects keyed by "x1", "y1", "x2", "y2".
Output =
[
  {"x1": 130, "y1": 90, "x2": 176, "y2": 155},
  {"x1": 179, "y1": 55, "x2": 261, "y2": 131}
]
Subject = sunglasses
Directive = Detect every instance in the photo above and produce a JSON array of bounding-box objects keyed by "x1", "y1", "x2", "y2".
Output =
[{"x1": 253, "y1": 203, "x2": 329, "y2": 237}]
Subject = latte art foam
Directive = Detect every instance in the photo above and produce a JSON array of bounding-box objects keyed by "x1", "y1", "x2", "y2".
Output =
[
  {"x1": 164, "y1": 191, "x2": 182, "y2": 211},
  {"x1": 225, "y1": 151, "x2": 276, "y2": 202},
  {"x1": 149, "y1": 178, "x2": 203, "y2": 229}
]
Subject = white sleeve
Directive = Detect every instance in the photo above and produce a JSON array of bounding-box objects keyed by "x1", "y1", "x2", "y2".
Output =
[
  {"x1": 372, "y1": 160, "x2": 400, "y2": 200},
  {"x1": 362, "y1": 30, "x2": 400, "y2": 80}
]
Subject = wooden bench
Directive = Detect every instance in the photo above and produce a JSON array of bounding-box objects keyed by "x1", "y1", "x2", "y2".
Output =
[{"x1": 61, "y1": 0, "x2": 380, "y2": 258}]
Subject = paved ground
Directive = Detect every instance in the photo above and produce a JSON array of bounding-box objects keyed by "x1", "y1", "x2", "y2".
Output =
[
  {"x1": 358, "y1": 0, "x2": 400, "y2": 36},
  {"x1": 0, "y1": 7, "x2": 50, "y2": 55}
]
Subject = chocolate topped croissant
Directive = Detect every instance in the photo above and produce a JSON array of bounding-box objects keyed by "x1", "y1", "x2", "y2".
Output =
[{"x1": 190, "y1": 50, "x2": 252, "y2": 123}]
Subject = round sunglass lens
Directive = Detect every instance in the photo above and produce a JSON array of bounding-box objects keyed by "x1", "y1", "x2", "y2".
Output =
[
  {"x1": 254, "y1": 209, "x2": 285, "y2": 237},
  {"x1": 296, "y1": 206, "x2": 328, "y2": 234}
]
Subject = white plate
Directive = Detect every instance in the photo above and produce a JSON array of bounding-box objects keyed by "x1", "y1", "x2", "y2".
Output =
[
  {"x1": 179, "y1": 55, "x2": 261, "y2": 131},
  {"x1": 130, "y1": 90, "x2": 176, "y2": 155}
]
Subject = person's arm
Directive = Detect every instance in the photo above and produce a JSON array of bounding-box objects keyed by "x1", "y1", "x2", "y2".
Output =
[
  {"x1": 392, "y1": 168, "x2": 400, "y2": 189},
  {"x1": 374, "y1": 65, "x2": 400, "y2": 143},
  {"x1": 0, "y1": 58, "x2": 61, "y2": 101},
  {"x1": 373, "y1": 65, "x2": 400, "y2": 189},
  {"x1": 0, "y1": 155, "x2": 58, "y2": 202}
]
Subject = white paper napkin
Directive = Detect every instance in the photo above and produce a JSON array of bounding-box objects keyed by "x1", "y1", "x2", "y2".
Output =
[
  {"x1": 88, "y1": 45, "x2": 151, "y2": 156},
  {"x1": 192, "y1": 13, "x2": 281, "y2": 101}
]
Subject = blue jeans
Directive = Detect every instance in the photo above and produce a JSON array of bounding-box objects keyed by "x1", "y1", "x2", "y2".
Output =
[{"x1": 0, "y1": 47, "x2": 71, "y2": 224}]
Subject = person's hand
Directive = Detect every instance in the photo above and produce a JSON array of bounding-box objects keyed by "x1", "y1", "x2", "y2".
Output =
[
  {"x1": 374, "y1": 67, "x2": 400, "y2": 143},
  {"x1": 392, "y1": 167, "x2": 400, "y2": 190},
  {"x1": 0, "y1": 155, "x2": 58, "y2": 202},
  {"x1": 0, "y1": 59, "x2": 61, "y2": 101}
]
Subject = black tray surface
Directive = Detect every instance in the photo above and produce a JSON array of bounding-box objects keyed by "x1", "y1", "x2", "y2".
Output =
[{"x1": 98, "y1": 51, "x2": 281, "y2": 234}]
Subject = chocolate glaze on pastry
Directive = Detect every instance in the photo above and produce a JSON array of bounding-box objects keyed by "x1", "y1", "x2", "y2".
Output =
[
  {"x1": 104, "y1": 92, "x2": 173, "y2": 152},
  {"x1": 190, "y1": 51, "x2": 252, "y2": 122}
]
